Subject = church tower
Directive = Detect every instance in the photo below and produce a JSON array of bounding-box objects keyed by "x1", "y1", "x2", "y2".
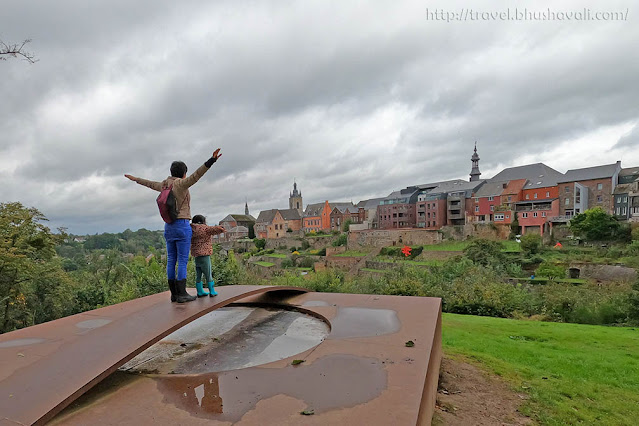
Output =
[
  {"x1": 289, "y1": 181, "x2": 303, "y2": 215},
  {"x1": 470, "y1": 142, "x2": 481, "y2": 182},
  {"x1": 245, "y1": 201, "x2": 249, "y2": 216}
]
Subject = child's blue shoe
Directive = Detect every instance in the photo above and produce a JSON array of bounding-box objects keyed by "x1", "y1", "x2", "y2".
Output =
[
  {"x1": 195, "y1": 281, "x2": 209, "y2": 297},
  {"x1": 208, "y1": 281, "x2": 218, "y2": 296}
]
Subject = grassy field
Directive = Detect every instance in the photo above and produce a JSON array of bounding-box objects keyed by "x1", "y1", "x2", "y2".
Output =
[
  {"x1": 265, "y1": 253, "x2": 287, "y2": 259},
  {"x1": 254, "y1": 261, "x2": 275, "y2": 267},
  {"x1": 443, "y1": 313, "x2": 639, "y2": 425}
]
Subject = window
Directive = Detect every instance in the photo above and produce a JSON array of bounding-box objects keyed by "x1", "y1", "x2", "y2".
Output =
[
  {"x1": 494, "y1": 214, "x2": 504, "y2": 221},
  {"x1": 618, "y1": 197, "x2": 622, "y2": 203},
  {"x1": 533, "y1": 212, "x2": 538, "y2": 217},
  {"x1": 565, "y1": 186, "x2": 570, "y2": 193},
  {"x1": 508, "y1": 196, "x2": 512, "y2": 202},
  {"x1": 597, "y1": 183, "x2": 603, "y2": 190},
  {"x1": 617, "y1": 207, "x2": 621, "y2": 215},
  {"x1": 623, "y1": 207, "x2": 627, "y2": 215},
  {"x1": 522, "y1": 213, "x2": 528, "y2": 218},
  {"x1": 475, "y1": 206, "x2": 479, "y2": 212},
  {"x1": 565, "y1": 198, "x2": 570, "y2": 205},
  {"x1": 542, "y1": 212, "x2": 546, "y2": 217},
  {"x1": 490, "y1": 206, "x2": 494, "y2": 212},
  {"x1": 506, "y1": 215, "x2": 510, "y2": 219},
  {"x1": 534, "y1": 193, "x2": 538, "y2": 199},
  {"x1": 624, "y1": 196, "x2": 628, "y2": 202},
  {"x1": 525, "y1": 194, "x2": 530, "y2": 199},
  {"x1": 546, "y1": 191, "x2": 550, "y2": 197},
  {"x1": 488, "y1": 196, "x2": 494, "y2": 201},
  {"x1": 474, "y1": 198, "x2": 479, "y2": 202},
  {"x1": 597, "y1": 195, "x2": 603, "y2": 202},
  {"x1": 433, "y1": 212, "x2": 436, "y2": 218}
]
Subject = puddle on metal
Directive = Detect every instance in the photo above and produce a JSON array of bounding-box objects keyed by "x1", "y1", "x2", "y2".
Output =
[
  {"x1": 301, "y1": 300, "x2": 331, "y2": 307},
  {"x1": 76, "y1": 319, "x2": 113, "y2": 329},
  {"x1": 155, "y1": 353, "x2": 387, "y2": 422},
  {"x1": 328, "y1": 307, "x2": 400, "y2": 339},
  {"x1": 0, "y1": 338, "x2": 47, "y2": 348},
  {"x1": 121, "y1": 306, "x2": 329, "y2": 374}
]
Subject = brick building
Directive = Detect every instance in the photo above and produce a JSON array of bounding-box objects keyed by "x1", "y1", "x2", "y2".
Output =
[{"x1": 557, "y1": 162, "x2": 621, "y2": 217}]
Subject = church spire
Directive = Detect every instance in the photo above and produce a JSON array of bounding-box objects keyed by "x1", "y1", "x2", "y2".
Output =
[
  {"x1": 245, "y1": 199, "x2": 249, "y2": 216},
  {"x1": 470, "y1": 142, "x2": 481, "y2": 182}
]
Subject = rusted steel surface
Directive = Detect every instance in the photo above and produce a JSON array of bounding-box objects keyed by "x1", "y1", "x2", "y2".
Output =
[
  {"x1": 0, "y1": 285, "x2": 306, "y2": 426},
  {"x1": 52, "y1": 292, "x2": 443, "y2": 426}
]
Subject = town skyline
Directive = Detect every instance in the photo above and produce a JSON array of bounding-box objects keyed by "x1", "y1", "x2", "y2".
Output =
[{"x1": 2, "y1": 0, "x2": 637, "y2": 234}]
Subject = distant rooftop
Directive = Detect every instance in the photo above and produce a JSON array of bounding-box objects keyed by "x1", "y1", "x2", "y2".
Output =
[
  {"x1": 490, "y1": 163, "x2": 564, "y2": 189},
  {"x1": 557, "y1": 162, "x2": 621, "y2": 183}
]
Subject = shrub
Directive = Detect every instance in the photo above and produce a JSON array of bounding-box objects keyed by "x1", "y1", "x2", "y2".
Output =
[
  {"x1": 301, "y1": 240, "x2": 310, "y2": 250},
  {"x1": 520, "y1": 233, "x2": 542, "y2": 256},
  {"x1": 535, "y1": 262, "x2": 567, "y2": 280},
  {"x1": 463, "y1": 239, "x2": 505, "y2": 266},
  {"x1": 281, "y1": 258, "x2": 294, "y2": 268},
  {"x1": 332, "y1": 234, "x2": 347, "y2": 247},
  {"x1": 317, "y1": 248, "x2": 327, "y2": 256},
  {"x1": 380, "y1": 246, "x2": 402, "y2": 256},
  {"x1": 298, "y1": 256, "x2": 315, "y2": 268},
  {"x1": 290, "y1": 246, "x2": 298, "y2": 252},
  {"x1": 254, "y1": 238, "x2": 266, "y2": 250}
]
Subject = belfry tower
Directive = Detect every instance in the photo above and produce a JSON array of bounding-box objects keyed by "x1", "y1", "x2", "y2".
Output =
[
  {"x1": 289, "y1": 181, "x2": 303, "y2": 215},
  {"x1": 470, "y1": 142, "x2": 481, "y2": 182}
]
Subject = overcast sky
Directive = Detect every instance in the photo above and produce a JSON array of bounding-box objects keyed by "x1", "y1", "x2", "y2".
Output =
[{"x1": 2, "y1": 0, "x2": 638, "y2": 234}]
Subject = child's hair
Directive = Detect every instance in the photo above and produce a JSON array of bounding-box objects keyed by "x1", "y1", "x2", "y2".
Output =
[
  {"x1": 170, "y1": 161, "x2": 187, "y2": 178},
  {"x1": 192, "y1": 215, "x2": 206, "y2": 224}
]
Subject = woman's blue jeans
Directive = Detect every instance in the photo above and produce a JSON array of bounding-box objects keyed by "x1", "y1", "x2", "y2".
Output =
[{"x1": 164, "y1": 219, "x2": 192, "y2": 281}]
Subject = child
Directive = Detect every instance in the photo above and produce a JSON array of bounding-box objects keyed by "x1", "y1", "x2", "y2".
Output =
[{"x1": 190, "y1": 215, "x2": 226, "y2": 296}]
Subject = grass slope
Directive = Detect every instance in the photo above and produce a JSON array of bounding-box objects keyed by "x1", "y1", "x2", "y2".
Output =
[{"x1": 443, "y1": 313, "x2": 639, "y2": 425}]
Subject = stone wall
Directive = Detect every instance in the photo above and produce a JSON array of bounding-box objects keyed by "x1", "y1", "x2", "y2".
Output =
[
  {"x1": 326, "y1": 246, "x2": 346, "y2": 256},
  {"x1": 348, "y1": 229, "x2": 442, "y2": 248},
  {"x1": 263, "y1": 235, "x2": 338, "y2": 250},
  {"x1": 569, "y1": 263, "x2": 637, "y2": 283},
  {"x1": 325, "y1": 256, "x2": 360, "y2": 269},
  {"x1": 439, "y1": 223, "x2": 510, "y2": 241}
]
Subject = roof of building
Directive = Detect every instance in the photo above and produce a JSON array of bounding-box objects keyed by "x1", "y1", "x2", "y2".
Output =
[
  {"x1": 356, "y1": 198, "x2": 385, "y2": 210},
  {"x1": 618, "y1": 167, "x2": 639, "y2": 184},
  {"x1": 221, "y1": 214, "x2": 256, "y2": 223},
  {"x1": 278, "y1": 209, "x2": 302, "y2": 221},
  {"x1": 490, "y1": 163, "x2": 564, "y2": 189},
  {"x1": 501, "y1": 179, "x2": 528, "y2": 195},
  {"x1": 614, "y1": 183, "x2": 632, "y2": 194},
  {"x1": 304, "y1": 202, "x2": 354, "y2": 217},
  {"x1": 256, "y1": 209, "x2": 278, "y2": 224},
  {"x1": 227, "y1": 226, "x2": 249, "y2": 233},
  {"x1": 557, "y1": 162, "x2": 621, "y2": 183},
  {"x1": 331, "y1": 205, "x2": 359, "y2": 214},
  {"x1": 474, "y1": 181, "x2": 507, "y2": 197}
]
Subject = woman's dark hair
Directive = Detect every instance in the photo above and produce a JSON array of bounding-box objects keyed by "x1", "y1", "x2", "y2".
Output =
[
  {"x1": 170, "y1": 161, "x2": 187, "y2": 178},
  {"x1": 192, "y1": 215, "x2": 206, "y2": 224}
]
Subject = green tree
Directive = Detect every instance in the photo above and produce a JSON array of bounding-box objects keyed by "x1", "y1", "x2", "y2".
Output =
[
  {"x1": 535, "y1": 262, "x2": 566, "y2": 280},
  {"x1": 463, "y1": 239, "x2": 504, "y2": 266},
  {"x1": 342, "y1": 219, "x2": 352, "y2": 232},
  {"x1": 0, "y1": 202, "x2": 59, "y2": 332},
  {"x1": 520, "y1": 233, "x2": 542, "y2": 256},
  {"x1": 570, "y1": 207, "x2": 625, "y2": 241},
  {"x1": 254, "y1": 238, "x2": 266, "y2": 250}
]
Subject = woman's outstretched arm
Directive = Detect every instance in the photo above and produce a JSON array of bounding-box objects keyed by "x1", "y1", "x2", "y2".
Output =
[{"x1": 124, "y1": 174, "x2": 163, "y2": 191}]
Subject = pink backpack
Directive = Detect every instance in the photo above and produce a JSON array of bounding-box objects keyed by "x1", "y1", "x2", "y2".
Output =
[{"x1": 156, "y1": 185, "x2": 178, "y2": 223}]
